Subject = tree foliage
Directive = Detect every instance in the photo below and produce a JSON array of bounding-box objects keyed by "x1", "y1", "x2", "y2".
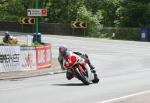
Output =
[
  {"x1": 0, "y1": 0, "x2": 26, "y2": 21},
  {"x1": 77, "y1": 6, "x2": 103, "y2": 36},
  {"x1": 115, "y1": 0, "x2": 150, "y2": 27},
  {"x1": 0, "y1": 0, "x2": 150, "y2": 28}
]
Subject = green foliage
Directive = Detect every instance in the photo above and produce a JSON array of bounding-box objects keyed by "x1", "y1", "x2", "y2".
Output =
[
  {"x1": 114, "y1": 28, "x2": 140, "y2": 40},
  {"x1": 32, "y1": 42, "x2": 45, "y2": 46},
  {"x1": 0, "y1": 0, "x2": 26, "y2": 21},
  {"x1": 1, "y1": 0, "x2": 150, "y2": 28},
  {"x1": 0, "y1": 0, "x2": 150, "y2": 41},
  {"x1": 45, "y1": 0, "x2": 85, "y2": 23},
  {"x1": 85, "y1": 0, "x2": 119, "y2": 26},
  {"x1": 77, "y1": 6, "x2": 103, "y2": 36},
  {"x1": 115, "y1": 0, "x2": 150, "y2": 27},
  {"x1": 100, "y1": 27, "x2": 140, "y2": 40}
]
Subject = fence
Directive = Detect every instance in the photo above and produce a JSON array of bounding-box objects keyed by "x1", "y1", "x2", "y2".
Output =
[
  {"x1": 0, "y1": 21, "x2": 149, "y2": 41},
  {"x1": 0, "y1": 21, "x2": 90, "y2": 36},
  {"x1": 0, "y1": 21, "x2": 82, "y2": 36}
]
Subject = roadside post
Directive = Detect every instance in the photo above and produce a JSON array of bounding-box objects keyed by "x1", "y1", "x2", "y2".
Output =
[
  {"x1": 27, "y1": 0, "x2": 47, "y2": 43},
  {"x1": 35, "y1": 0, "x2": 39, "y2": 42}
]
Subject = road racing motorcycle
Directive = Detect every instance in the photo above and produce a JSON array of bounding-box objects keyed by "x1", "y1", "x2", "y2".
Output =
[{"x1": 63, "y1": 53, "x2": 99, "y2": 85}]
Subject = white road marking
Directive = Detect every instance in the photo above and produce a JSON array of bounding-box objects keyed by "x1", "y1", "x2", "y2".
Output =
[
  {"x1": 48, "y1": 70, "x2": 66, "y2": 75},
  {"x1": 99, "y1": 90, "x2": 150, "y2": 103},
  {"x1": 0, "y1": 86, "x2": 23, "y2": 91},
  {"x1": 135, "y1": 68, "x2": 150, "y2": 72}
]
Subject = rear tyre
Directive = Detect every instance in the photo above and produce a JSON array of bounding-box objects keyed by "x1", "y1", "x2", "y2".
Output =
[
  {"x1": 74, "y1": 68, "x2": 90, "y2": 85},
  {"x1": 66, "y1": 69, "x2": 74, "y2": 80}
]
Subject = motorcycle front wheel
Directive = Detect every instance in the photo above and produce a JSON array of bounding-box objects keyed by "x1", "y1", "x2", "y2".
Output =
[{"x1": 92, "y1": 73, "x2": 99, "y2": 83}]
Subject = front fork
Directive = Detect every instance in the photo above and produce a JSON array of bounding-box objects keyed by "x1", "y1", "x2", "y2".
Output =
[
  {"x1": 78, "y1": 64, "x2": 94, "y2": 81},
  {"x1": 86, "y1": 65, "x2": 94, "y2": 81}
]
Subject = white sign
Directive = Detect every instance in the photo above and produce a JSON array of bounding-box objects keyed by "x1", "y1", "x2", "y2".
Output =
[
  {"x1": 0, "y1": 46, "x2": 21, "y2": 72},
  {"x1": 27, "y1": 9, "x2": 47, "y2": 16},
  {"x1": 141, "y1": 32, "x2": 146, "y2": 38}
]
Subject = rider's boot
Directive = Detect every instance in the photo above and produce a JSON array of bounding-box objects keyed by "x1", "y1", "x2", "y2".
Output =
[
  {"x1": 89, "y1": 64, "x2": 99, "y2": 83},
  {"x1": 88, "y1": 61, "x2": 99, "y2": 82}
]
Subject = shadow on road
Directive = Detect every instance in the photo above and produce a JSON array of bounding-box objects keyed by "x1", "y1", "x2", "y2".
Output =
[{"x1": 52, "y1": 83, "x2": 85, "y2": 86}]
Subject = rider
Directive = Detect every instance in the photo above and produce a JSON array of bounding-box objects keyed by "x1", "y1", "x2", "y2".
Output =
[
  {"x1": 3, "y1": 31, "x2": 18, "y2": 44},
  {"x1": 58, "y1": 45, "x2": 97, "y2": 80},
  {"x1": 3, "y1": 31, "x2": 11, "y2": 43}
]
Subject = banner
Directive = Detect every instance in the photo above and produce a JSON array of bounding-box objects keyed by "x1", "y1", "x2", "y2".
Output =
[
  {"x1": 21, "y1": 47, "x2": 36, "y2": 71},
  {"x1": 0, "y1": 46, "x2": 21, "y2": 72},
  {"x1": 36, "y1": 45, "x2": 52, "y2": 69}
]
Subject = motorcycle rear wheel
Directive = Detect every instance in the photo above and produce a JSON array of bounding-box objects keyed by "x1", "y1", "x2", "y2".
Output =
[{"x1": 74, "y1": 68, "x2": 90, "y2": 85}]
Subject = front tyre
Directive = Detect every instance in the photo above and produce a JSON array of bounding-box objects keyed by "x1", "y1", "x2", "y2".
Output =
[{"x1": 92, "y1": 73, "x2": 99, "y2": 83}]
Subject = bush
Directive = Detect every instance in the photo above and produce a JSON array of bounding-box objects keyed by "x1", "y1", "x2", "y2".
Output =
[
  {"x1": 77, "y1": 6, "x2": 103, "y2": 36},
  {"x1": 100, "y1": 27, "x2": 141, "y2": 41}
]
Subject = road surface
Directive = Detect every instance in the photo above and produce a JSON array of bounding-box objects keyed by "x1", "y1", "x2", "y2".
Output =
[{"x1": 0, "y1": 35, "x2": 150, "y2": 103}]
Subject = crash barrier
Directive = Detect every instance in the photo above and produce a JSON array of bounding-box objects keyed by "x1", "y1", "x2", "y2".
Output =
[
  {"x1": 0, "y1": 44, "x2": 52, "y2": 72},
  {"x1": 36, "y1": 45, "x2": 52, "y2": 69},
  {"x1": 0, "y1": 46, "x2": 21, "y2": 72},
  {"x1": 21, "y1": 46, "x2": 37, "y2": 71}
]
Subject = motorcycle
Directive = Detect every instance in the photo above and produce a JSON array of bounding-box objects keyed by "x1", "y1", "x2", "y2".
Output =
[{"x1": 63, "y1": 53, "x2": 99, "y2": 85}]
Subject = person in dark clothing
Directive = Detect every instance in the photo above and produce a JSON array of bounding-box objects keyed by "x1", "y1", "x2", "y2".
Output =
[{"x1": 3, "y1": 31, "x2": 11, "y2": 43}]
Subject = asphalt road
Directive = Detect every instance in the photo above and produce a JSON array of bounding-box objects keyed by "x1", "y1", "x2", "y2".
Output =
[{"x1": 0, "y1": 35, "x2": 150, "y2": 103}]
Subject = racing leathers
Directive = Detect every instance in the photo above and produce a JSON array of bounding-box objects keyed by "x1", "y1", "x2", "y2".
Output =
[{"x1": 3, "y1": 34, "x2": 11, "y2": 43}]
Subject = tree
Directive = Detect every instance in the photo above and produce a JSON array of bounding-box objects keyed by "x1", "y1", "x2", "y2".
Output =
[
  {"x1": 0, "y1": 0, "x2": 8, "y2": 4},
  {"x1": 0, "y1": 0, "x2": 26, "y2": 21},
  {"x1": 85, "y1": 0, "x2": 119, "y2": 26},
  {"x1": 45, "y1": 0, "x2": 85, "y2": 23},
  {"x1": 77, "y1": 6, "x2": 103, "y2": 36},
  {"x1": 115, "y1": 0, "x2": 150, "y2": 27}
]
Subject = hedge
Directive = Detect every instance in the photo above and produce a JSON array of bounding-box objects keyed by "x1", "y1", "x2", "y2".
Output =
[{"x1": 98, "y1": 27, "x2": 150, "y2": 41}]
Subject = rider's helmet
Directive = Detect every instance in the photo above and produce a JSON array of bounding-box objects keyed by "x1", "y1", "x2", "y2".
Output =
[
  {"x1": 9, "y1": 36, "x2": 13, "y2": 40},
  {"x1": 4, "y1": 31, "x2": 10, "y2": 36},
  {"x1": 59, "y1": 45, "x2": 68, "y2": 56}
]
